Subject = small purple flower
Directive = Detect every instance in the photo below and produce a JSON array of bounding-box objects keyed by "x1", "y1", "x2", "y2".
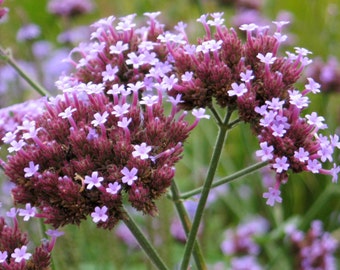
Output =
[
  {"x1": 106, "y1": 182, "x2": 121, "y2": 195},
  {"x1": 240, "y1": 70, "x2": 255, "y2": 83},
  {"x1": 58, "y1": 106, "x2": 77, "y2": 119},
  {"x1": 265, "y1": 98, "x2": 284, "y2": 111},
  {"x1": 91, "y1": 111, "x2": 109, "y2": 126},
  {"x1": 257, "y1": 52, "x2": 276, "y2": 65},
  {"x1": 273, "y1": 156, "x2": 289, "y2": 173},
  {"x1": 132, "y1": 143, "x2": 152, "y2": 160},
  {"x1": 289, "y1": 90, "x2": 310, "y2": 109},
  {"x1": 2, "y1": 131, "x2": 17, "y2": 144},
  {"x1": 256, "y1": 142, "x2": 274, "y2": 161},
  {"x1": 192, "y1": 108, "x2": 210, "y2": 119},
  {"x1": 228, "y1": 82, "x2": 248, "y2": 97},
  {"x1": 24, "y1": 161, "x2": 39, "y2": 178},
  {"x1": 140, "y1": 95, "x2": 158, "y2": 107},
  {"x1": 6, "y1": 207, "x2": 18, "y2": 218},
  {"x1": 271, "y1": 123, "x2": 286, "y2": 137},
  {"x1": 294, "y1": 147, "x2": 309, "y2": 162},
  {"x1": 112, "y1": 103, "x2": 130, "y2": 117},
  {"x1": 305, "y1": 112, "x2": 327, "y2": 130},
  {"x1": 102, "y1": 64, "x2": 118, "y2": 82},
  {"x1": 0, "y1": 251, "x2": 7, "y2": 263},
  {"x1": 121, "y1": 167, "x2": 138, "y2": 185},
  {"x1": 263, "y1": 187, "x2": 282, "y2": 206},
  {"x1": 126, "y1": 52, "x2": 145, "y2": 69},
  {"x1": 91, "y1": 206, "x2": 108, "y2": 223},
  {"x1": 110, "y1": 41, "x2": 129, "y2": 54},
  {"x1": 84, "y1": 171, "x2": 104, "y2": 189},
  {"x1": 8, "y1": 139, "x2": 26, "y2": 153},
  {"x1": 307, "y1": 159, "x2": 322, "y2": 173},
  {"x1": 117, "y1": 117, "x2": 132, "y2": 129},
  {"x1": 239, "y1": 23, "x2": 258, "y2": 32},
  {"x1": 11, "y1": 245, "x2": 31, "y2": 263},
  {"x1": 18, "y1": 203, "x2": 37, "y2": 221},
  {"x1": 305, "y1": 78, "x2": 321, "y2": 94}
]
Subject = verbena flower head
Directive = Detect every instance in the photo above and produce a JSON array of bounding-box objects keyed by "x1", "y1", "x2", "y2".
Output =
[
  {"x1": 3, "y1": 13, "x2": 208, "y2": 230},
  {"x1": 155, "y1": 12, "x2": 339, "y2": 204},
  {"x1": 0, "y1": 212, "x2": 61, "y2": 269}
]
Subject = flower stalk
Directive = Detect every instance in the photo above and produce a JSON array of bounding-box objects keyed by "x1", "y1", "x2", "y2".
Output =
[
  {"x1": 180, "y1": 161, "x2": 269, "y2": 200},
  {"x1": 170, "y1": 180, "x2": 207, "y2": 270},
  {"x1": 180, "y1": 109, "x2": 233, "y2": 270}
]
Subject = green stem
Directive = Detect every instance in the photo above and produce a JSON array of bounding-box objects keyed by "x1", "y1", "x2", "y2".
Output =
[
  {"x1": 209, "y1": 106, "x2": 223, "y2": 125},
  {"x1": 180, "y1": 161, "x2": 269, "y2": 200},
  {"x1": 122, "y1": 207, "x2": 169, "y2": 270},
  {"x1": 170, "y1": 181, "x2": 207, "y2": 270},
  {"x1": 0, "y1": 47, "x2": 50, "y2": 97},
  {"x1": 180, "y1": 109, "x2": 232, "y2": 270}
]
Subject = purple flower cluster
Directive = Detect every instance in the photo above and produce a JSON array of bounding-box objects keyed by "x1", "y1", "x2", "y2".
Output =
[
  {"x1": 3, "y1": 12, "x2": 209, "y2": 229},
  {"x1": 0, "y1": 206, "x2": 62, "y2": 269},
  {"x1": 153, "y1": 13, "x2": 339, "y2": 205},
  {"x1": 2, "y1": 11, "x2": 338, "y2": 229},
  {"x1": 0, "y1": 98, "x2": 47, "y2": 145},
  {"x1": 287, "y1": 220, "x2": 338, "y2": 270}
]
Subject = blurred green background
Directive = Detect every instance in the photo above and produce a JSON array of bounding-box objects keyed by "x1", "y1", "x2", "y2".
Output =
[{"x1": 1, "y1": 0, "x2": 340, "y2": 269}]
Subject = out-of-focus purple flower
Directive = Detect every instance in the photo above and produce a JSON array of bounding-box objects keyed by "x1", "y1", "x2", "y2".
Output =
[
  {"x1": 217, "y1": 0, "x2": 263, "y2": 10},
  {"x1": 305, "y1": 56, "x2": 340, "y2": 93},
  {"x1": 231, "y1": 9, "x2": 269, "y2": 29},
  {"x1": 230, "y1": 256, "x2": 263, "y2": 270},
  {"x1": 57, "y1": 26, "x2": 91, "y2": 44},
  {"x1": 16, "y1": 24, "x2": 41, "y2": 42},
  {"x1": 287, "y1": 220, "x2": 338, "y2": 270},
  {"x1": 47, "y1": 0, "x2": 95, "y2": 17},
  {"x1": 220, "y1": 216, "x2": 269, "y2": 256}
]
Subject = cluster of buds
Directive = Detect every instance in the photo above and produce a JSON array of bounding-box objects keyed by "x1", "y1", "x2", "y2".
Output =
[
  {"x1": 0, "y1": 207, "x2": 63, "y2": 270},
  {"x1": 3, "y1": 12, "x2": 208, "y2": 229},
  {"x1": 287, "y1": 220, "x2": 338, "y2": 270}
]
